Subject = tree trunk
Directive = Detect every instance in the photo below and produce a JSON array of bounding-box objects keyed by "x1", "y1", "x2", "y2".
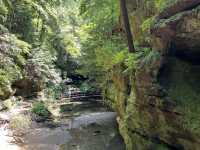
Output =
[{"x1": 120, "y1": 0, "x2": 135, "y2": 53}]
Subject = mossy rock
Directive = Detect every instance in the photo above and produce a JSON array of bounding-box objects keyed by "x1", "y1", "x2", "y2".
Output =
[{"x1": 3, "y1": 97, "x2": 16, "y2": 110}]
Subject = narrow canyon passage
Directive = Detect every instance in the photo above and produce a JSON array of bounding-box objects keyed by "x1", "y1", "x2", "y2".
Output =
[{"x1": 0, "y1": 0, "x2": 200, "y2": 150}]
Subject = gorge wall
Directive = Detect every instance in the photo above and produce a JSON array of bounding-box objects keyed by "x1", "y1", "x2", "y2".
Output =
[{"x1": 105, "y1": 0, "x2": 200, "y2": 149}]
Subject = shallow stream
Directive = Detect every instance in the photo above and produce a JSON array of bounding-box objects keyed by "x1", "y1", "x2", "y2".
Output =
[{"x1": 0, "y1": 101, "x2": 125, "y2": 150}]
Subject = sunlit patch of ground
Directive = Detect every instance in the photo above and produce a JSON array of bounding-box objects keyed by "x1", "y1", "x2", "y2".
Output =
[
  {"x1": 0, "y1": 125, "x2": 21, "y2": 150},
  {"x1": 0, "y1": 102, "x2": 31, "y2": 150}
]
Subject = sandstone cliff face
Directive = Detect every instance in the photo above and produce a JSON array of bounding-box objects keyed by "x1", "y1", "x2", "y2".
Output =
[{"x1": 106, "y1": 0, "x2": 200, "y2": 149}]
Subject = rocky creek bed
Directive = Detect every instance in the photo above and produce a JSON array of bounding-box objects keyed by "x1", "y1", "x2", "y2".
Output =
[{"x1": 0, "y1": 100, "x2": 125, "y2": 150}]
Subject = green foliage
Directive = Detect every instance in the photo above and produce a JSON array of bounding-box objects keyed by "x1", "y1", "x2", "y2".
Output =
[
  {"x1": 95, "y1": 39, "x2": 126, "y2": 71},
  {"x1": 79, "y1": 82, "x2": 96, "y2": 93},
  {"x1": 155, "y1": 0, "x2": 179, "y2": 11},
  {"x1": 0, "y1": 33, "x2": 31, "y2": 99},
  {"x1": 77, "y1": 0, "x2": 128, "y2": 89},
  {"x1": 124, "y1": 53, "x2": 137, "y2": 74},
  {"x1": 45, "y1": 81, "x2": 65, "y2": 99},
  {"x1": 32, "y1": 101, "x2": 50, "y2": 118},
  {"x1": 26, "y1": 47, "x2": 61, "y2": 82},
  {"x1": 142, "y1": 49, "x2": 160, "y2": 67},
  {"x1": 80, "y1": 0, "x2": 119, "y2": 27},
  {"x1": 0, "y1": 0, "x2": 82, "y2": 99},
  {"x1": 141, "y1": 17, "x2": 156, "y2": 32}
]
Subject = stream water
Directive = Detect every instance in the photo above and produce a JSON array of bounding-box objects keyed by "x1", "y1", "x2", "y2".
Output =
[{"x1": 0, "y1": 101, "x2": 125, "y2": 150}]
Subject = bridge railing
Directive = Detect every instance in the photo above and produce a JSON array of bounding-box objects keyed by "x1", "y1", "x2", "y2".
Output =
[{"x1": 61, "y1": 91, "x2": 102, "y2": 100}]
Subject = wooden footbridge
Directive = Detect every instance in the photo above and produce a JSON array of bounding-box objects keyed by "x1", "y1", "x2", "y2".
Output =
[{"x1": 61, "y1": 90, "x2": 102, "y2": 101}]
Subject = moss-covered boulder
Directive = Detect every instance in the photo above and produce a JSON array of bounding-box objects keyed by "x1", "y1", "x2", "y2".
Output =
[{"x1": 0, "y1": 84, "x2": 13, "y2": 100}]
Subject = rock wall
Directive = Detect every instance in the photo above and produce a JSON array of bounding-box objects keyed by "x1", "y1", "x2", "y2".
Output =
[{"x1": 105, "y1": 0, "x2": 200, "y2": 149}]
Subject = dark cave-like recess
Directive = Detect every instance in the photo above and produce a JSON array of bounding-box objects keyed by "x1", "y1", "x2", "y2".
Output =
[{"x1": 158, "y1": 43, "x2": 200, "y2": 102}]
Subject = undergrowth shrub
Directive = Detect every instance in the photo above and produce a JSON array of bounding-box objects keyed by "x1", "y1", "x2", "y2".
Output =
[
  {"x1": 32, "y1": 101, "x2": 50, "y2": 118},
  {"x1": 10, "y1": 114, "x2": 31, "y2": 132},
  {"x1": 44, "y1": 81, "x2": 65, "y2": 100}
]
